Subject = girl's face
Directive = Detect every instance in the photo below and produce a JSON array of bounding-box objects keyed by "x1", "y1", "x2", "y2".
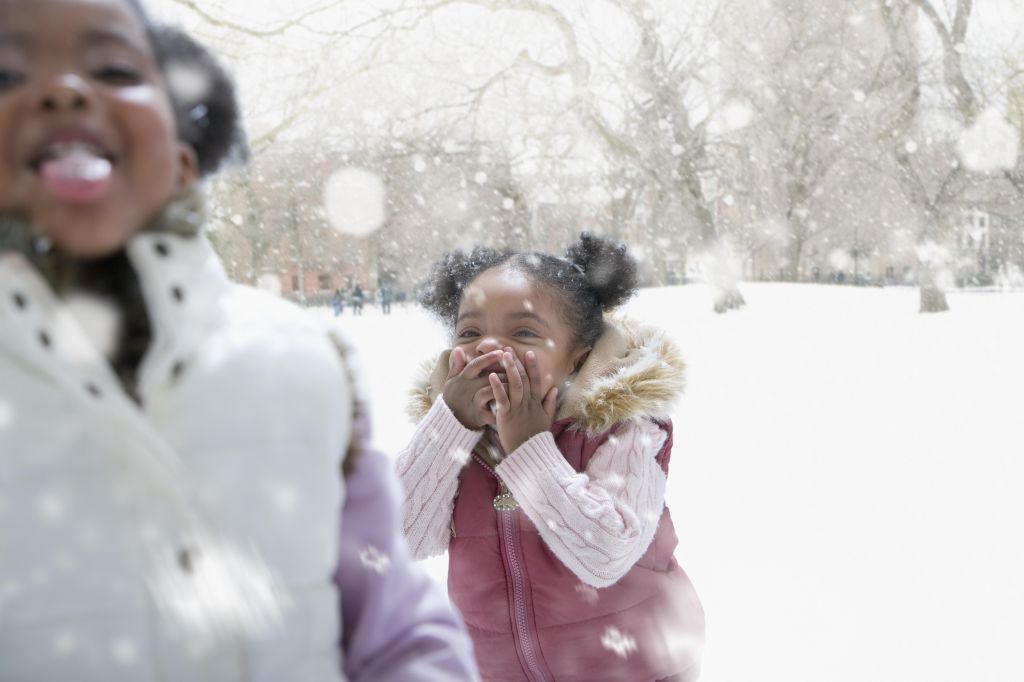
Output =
[
  {"x1": 0, "y1": 0, "x2": 197, "y2": 257},
  {"x1": 455, "y1": 265, "x2": 590, "y2": 398}
]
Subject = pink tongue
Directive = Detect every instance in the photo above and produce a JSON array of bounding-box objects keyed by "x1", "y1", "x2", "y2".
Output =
[{"x1": 40, "y1": 152, "x2": 112, "y2": 203}]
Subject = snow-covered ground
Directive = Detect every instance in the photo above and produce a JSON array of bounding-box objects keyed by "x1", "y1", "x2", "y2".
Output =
[{"x1": 315, "y1": 283, "x2": 1024, "y2": 682}]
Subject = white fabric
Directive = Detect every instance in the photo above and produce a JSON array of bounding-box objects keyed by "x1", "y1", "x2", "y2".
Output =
[{"x1": 0, "y1": 234, "x2": 352, "y2": 681}]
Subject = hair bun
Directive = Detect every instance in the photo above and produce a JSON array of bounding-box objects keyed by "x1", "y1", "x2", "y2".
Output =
[
  {"x1": 151, "y1": 26, "x2": 247, "y2": 176},
  {"x1": 564, "y1": 232, "x2": 638, "y2": 311},
  {"x1": 419, "y1": 246, "x2": 510, "y2": 324}
]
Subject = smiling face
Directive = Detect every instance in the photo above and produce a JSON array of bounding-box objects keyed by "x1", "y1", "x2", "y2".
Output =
[
  {"x1": 0, "y1": 0, "x2": 197, "y2": 257},
  {"x1": 455, "y1": 265, "x2": 590, "y2": 397}
]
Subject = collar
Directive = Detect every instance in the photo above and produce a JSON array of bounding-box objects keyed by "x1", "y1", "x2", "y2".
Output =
[
  {"x1": 0, "y1": 193, "x2": 229, "y2": 405},
  {"x1": 408, "y1": 317, "x2": 687, "y2": 435}
]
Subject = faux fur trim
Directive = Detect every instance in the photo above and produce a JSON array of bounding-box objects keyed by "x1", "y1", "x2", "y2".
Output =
[{"x1": 407, "y1": 317, "x2": 686, "y2": 435}]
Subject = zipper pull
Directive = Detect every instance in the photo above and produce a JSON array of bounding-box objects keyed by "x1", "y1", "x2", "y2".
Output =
[{"x1": 492, "y1": 480, "x2": 519, "y2": 512}]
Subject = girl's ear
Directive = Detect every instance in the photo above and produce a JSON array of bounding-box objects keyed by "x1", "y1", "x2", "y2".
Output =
[
  {"x1": 176, "y1": 143, "x2": 200, "y2": 189},
  {"x1": 571, "y1": 346, "x2": 591, "y2": 374}
]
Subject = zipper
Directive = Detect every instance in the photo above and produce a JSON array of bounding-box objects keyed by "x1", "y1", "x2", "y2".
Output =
[{"x1": 473, "y1": 453, "x2": 549, "y2": 682}]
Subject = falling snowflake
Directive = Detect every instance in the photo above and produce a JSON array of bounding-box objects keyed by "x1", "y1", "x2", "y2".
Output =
[
  {"x1": 110, "y1": 636, "x2": 139, "y2": 666},
  {"x1": 38, "y1": 492, "x2": 65, "y2": 522},
  {"x1": 0, "y1": 399, "x2": 12, "y2": 431},
  {"x1": 323, "y1": 167, "x2": 386, "y2": 237},
  {"x1": 575, "y1": 583, "x2": 599, "y2": 605},
  {"x1": 600, "y1": 626, "x2": 638, "y2": 659},
  {"x1": 165, "y1": 61, "x2": 212, "y2": 103},
  {"x1": 956, "y1": 108, "x2": 1021, "y2": 173},
  {"x1": 51, "y1": 630, "x2": 77, "y2": 656},
  {"x1": 359, "y1": 545, "x2": 391, "y2": 575}
]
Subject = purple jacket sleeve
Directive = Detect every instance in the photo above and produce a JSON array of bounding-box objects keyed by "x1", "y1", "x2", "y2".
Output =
[{"x1": 334, "y1": 441, "x2": 480, "y2": 682}]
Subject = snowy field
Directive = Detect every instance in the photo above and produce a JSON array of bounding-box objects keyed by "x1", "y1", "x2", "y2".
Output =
[{"x1": 314, "y1": 283, "x2": 1024, "y2": 682}]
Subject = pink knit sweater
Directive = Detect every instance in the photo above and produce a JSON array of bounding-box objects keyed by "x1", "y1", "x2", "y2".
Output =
[{"x1": 397, "y1": 397, "x2": 668, "y2": 587}]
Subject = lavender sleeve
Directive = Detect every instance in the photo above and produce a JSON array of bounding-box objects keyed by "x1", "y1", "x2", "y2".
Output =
[{"x1": 334, "y1": 442, "x2": 480, "y2": 681}]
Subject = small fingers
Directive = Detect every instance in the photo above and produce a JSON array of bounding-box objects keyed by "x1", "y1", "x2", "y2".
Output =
[
  {"x1": 542, "y1": 385, "x2": 559, "y2": 418},
  {"x1": 463, "y1": 349, "x2": 505, "y2": 378},
  {"x1": 488, "y1": 372, "x2": 511, "y2": 414},
  {"x1": 524, "y1": 350, "x2": 544, "y2": 401},
  {"x1": 502, "y1": 350, "x2": 524, "y2": 406},
  {"x1": 448, "y1": 346, "x2": 467, "y2": 377},
  {"x1": 473, "y1": 384, "x2": 499, "y2": 426}
]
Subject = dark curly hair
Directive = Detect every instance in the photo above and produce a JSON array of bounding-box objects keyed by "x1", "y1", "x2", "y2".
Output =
[
  {"x1": 125, "y1": 0, "x2": 246, "y2": 176},
  {"x1": 420, "y1": 233, "x2": 639, "y2": 350}
]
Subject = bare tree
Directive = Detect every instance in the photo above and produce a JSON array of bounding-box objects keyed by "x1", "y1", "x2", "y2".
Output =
[{"x1": 878, "y1": 0, "x2": 1022, "y2": 311}]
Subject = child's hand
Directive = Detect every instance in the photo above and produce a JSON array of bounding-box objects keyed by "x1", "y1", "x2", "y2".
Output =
[
  {"x1": 442, "y1": 347, "x2": 506, "y2": 430},
  {"x1": 488, "y1": 349, "x2": 558, "y2": 454}
]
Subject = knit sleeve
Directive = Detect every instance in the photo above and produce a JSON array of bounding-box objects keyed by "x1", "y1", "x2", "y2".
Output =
[
  {"x1": 495, "y1": 418, "x2": 667, "y2": 588},
  {"x1": 395, "y1": 397, "x2": 483, "y2": 559}
]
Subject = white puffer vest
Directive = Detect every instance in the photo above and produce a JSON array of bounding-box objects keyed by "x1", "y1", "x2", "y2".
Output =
[{"x1": 0, "y1": 231, "x2": 351, "y2": 681}]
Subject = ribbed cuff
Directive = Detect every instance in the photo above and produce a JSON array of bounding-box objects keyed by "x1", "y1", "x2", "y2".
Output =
[
  {"x1": 420, "y1": 397, "x2": 483, "y2": 465},
  {"x1": 496, "y1": 431, "x2": 575, "y2": 493}
]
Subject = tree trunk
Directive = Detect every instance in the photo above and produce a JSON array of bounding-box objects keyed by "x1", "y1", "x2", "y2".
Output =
[
  {"x1": 690, "y1": 197, "x2": 746, "y2": 313},
  {"x1": 713, "y1": 286, "x2": 746, "y2": 314},
  {"x1": 786, "y1": 235, "x2": 804, "y2": 282},
  {"x1": 919, "y1": 284, "x2": 949, "y2": 313},
  {"x1": 917, "y1": 261, "x2": 949, "y2": 313}
]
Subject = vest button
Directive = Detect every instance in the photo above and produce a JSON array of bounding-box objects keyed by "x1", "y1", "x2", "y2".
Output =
[{"x1": 177, "y1": 548, "x2": 194, "y2": 574}]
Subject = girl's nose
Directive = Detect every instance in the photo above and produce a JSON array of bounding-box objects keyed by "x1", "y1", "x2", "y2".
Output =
[
  {"x1": 37, "y1": 75, "x2": 90, "y2": 113},
  {"x1": 476, "y1": 337, "x2": 502, "y2": 356}
]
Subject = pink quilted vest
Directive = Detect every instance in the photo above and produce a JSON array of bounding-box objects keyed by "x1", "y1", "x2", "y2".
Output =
[{"x1": 448, "y1": 417, "x2": 705, "y2": 682}]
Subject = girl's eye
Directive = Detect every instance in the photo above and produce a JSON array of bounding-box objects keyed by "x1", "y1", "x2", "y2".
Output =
[
  {"x1": 457, "y1": 329, "x2": 480, "y2": 339},
  {"x1": 514, "y1": 329, "x2": 539, "y2": 338},
  {"x1": 0, "y1": 69, "x2": 24, "y2": 90},
  {"x1": 94, "y1": 66, "x2": 142, "y2": 85}
]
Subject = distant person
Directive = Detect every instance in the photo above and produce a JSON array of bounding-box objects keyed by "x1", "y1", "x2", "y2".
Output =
[
  {"x1": 380, "y1": 284, "x2": 393, "y2": 315},
  {"x1": 0, "y1": 1, "x2": 478, "y2": 679},
  {"x1": 351, "y1": 283, "x2": 365, "y2": 316},
  {"x1": 332, "y1": 287, "x2": 345, "y2": 316},
  {"x1": 396, "y1": 233, "x2": 705, "y2": 681}
]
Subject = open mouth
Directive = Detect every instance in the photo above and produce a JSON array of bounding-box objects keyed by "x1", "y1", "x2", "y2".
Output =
[
  {"x1": 30, "y1": 142, "x2": 116, "y2": 175},
  {"x1": 28, "y1": 134, "x2": 117, "y2": 203}
]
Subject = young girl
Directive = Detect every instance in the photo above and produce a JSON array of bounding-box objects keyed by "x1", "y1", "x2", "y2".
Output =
[
  {"x1": 0, "y1": 1, "x2": 477, "y2": 679},
  {"x1": 398, "y1": 234, "x2": 705, "y2": 681}
]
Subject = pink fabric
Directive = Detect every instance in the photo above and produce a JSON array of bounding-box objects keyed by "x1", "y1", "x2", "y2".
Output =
[{"x1": 397, "y1": 399, "x2": 705, "y2": 682}]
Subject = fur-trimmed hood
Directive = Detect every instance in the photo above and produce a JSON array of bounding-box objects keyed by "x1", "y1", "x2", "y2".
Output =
[{"x1": 408, "y1": 317, "x2": 686, "y2": 435}]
